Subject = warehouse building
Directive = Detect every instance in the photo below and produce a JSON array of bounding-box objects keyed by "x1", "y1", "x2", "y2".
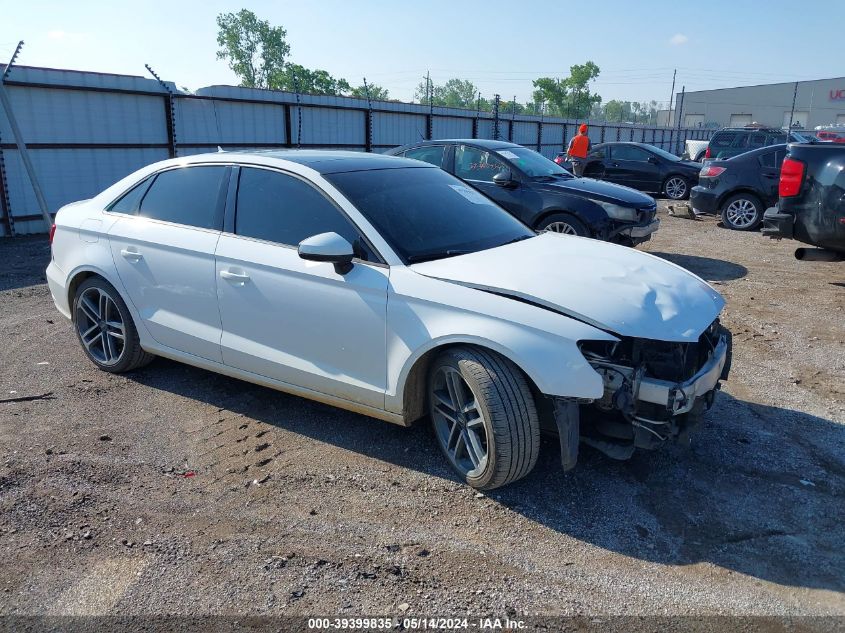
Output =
[{"x1": 670, "y1": 76, "x2": 845, "y2": 130}]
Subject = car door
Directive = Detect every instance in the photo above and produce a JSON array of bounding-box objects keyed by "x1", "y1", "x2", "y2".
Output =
[
  {"x1": 452, "y1": 144, "x2": 530, "y2": 221},
  {"x1": 107, "y1": 165, "x2": 229, "y2": 362},
  {"x1": 604, "y1": 145, "x2": 661, "y2": 191},
  {"x1": 214, "y1": 166, "x2": 389, "y2": 409},
  {"x1": 582, "y1": 146, "x2": 608, "y2": 179}
]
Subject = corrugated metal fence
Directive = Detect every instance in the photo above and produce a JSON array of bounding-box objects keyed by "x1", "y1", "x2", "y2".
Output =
[{"x1": 0, "y1": 65, "x2": 712, "y2": 236}]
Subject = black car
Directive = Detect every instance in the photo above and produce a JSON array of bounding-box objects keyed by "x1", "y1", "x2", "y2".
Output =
[
  {"x1": 704, "y1": 126, "x2": 810, "y2": 161},
  {"x1": 387, "y1": 139, "x2": 659, "y2": 245},
  {"x1": 690, "y1": 144, "x2": 786, "y2": 231},
  {"x1": 558, "y1": 142, "x2": 702, "y2": 200}
]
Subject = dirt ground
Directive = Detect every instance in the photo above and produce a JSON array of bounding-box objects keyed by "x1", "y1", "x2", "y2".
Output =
[{"x1": 0, "y1": 205, "x2": 843, "y2": 627}]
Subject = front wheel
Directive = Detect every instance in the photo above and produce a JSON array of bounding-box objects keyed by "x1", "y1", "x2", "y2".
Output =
[
  {"x1": 536, "y1": 213, "x2": 589, "y2": 237},
  {"x1": 428, "y1": 347, "x2": 540, "y2": 490},
  {"x1": 720, "y1": 193, "x2": 763, "y2": 231},
  {"x1": 663, "y1": 175, "x2": 689, "y2": 200}
]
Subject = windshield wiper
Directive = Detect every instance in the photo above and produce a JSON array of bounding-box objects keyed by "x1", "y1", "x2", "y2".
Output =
[{"x1": 407, "y1": 249, "x2": 472, "y2": 264}]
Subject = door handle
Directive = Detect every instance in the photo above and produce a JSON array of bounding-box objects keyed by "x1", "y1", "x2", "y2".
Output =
[
  {"x1": 120, "y1": 248, "x2": 143, "y2": 261},
  {"x1": 611, "y1": 162, "x2": 620, "y2": 167},
  {"x1": 220, "y1": 270, "x2": 250, "y2": 282}
]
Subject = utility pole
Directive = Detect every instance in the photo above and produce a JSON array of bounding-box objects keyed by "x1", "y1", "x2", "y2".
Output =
[
  {"x1": 0, "y1": 41, "x2": 52, "y2": 232},
  {"x1": 787, "y1": 81, "x2": 798, "y2": 131},
  {"x1": 676, "y1": 85, "x2": 685, "y2": 154},
  {"x1": 667, "y1": 68, "x2": 676, "y2": 125}
]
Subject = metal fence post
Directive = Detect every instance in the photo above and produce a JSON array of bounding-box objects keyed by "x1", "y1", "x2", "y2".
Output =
[
  {"x1": 0, "y1": 136, "x2": 12, "y2": 236},
  {"x1": 283, "y1": 103, "x2": 293, "y2": 148},
  {"x1": 600, "y1": 124, "x2": 606, "y2": 143},
  {"x1": 145, "y1": 64, "x2": 177, "y2": 158},
  {"x1": 492, "y1": 94, "x2": 500, "y2": 141},
  {"x1": 363, "y1": 78, "x2": 373, "y2": 152}
]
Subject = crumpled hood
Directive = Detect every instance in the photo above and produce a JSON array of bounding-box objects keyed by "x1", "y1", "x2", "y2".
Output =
[
  {"x1": 542, "y1": 176, "x2": 655, "y2": 207},
  {"x1": 410, "y1": 233, "x2": 725, "y2": 342}
]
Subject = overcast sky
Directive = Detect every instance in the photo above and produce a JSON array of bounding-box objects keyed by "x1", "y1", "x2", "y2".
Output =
[{"x1": 3, "y1": 0, "x2": 843, "y2": 107}]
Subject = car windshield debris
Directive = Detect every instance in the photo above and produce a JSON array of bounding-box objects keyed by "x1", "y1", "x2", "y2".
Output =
[{"x1": 497, "y1": 146, "x2": 573, "y2": 178}]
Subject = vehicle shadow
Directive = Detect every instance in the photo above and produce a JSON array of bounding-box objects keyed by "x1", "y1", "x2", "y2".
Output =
[
  {"x1": 650, "y1": 251, "x2": 748, "y2": 282},
  {"x1": 129, "y1": 359, "x2": 845, "y2": 593}
]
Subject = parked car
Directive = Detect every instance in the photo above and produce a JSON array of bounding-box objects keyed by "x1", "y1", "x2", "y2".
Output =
[
  {"x1": 387, "y1": 139, "x2": 659, "y2": 245},
  {"x1": 690, "y1": 144, "x2": 787, "y2": 231},
  {"x1": 682, "y1": 139, "x2": 710, "y2": 162},
  {"x1": 47, "y1": 151, "x2": 731, "y2": 490},
  {"x1": 763, "y1": 143, "x2": 845, "y2": 261},
  {"x1": 557, "y1": 142, "x2": 702, "y2": 200},
  {"x1": 813, "y1": 127, "x2": 845, "y2": 143},
  {"x1": 703, "y1": 125, "x2": 810, "y2": 161}
]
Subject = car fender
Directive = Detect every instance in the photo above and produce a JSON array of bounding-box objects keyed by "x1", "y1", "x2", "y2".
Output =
[{"x1": 384, "y1": 267, "x2": 617, "y2": 416}]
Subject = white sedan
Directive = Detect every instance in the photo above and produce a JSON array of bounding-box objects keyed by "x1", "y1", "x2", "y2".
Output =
[{"x1": 47, "y1": 150, "x2": 731, "y2": 490}]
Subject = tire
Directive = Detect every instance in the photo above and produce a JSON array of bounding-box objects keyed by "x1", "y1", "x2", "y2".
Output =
[
  {"x1": 428, "y1": 346, "x2": 540, "y2": 490},
  {"x1": 720, "y1": 192, "x2": 764, "y2": 231},
  {"x1": 72, "y1": 276, "x2": 154, "y2": 373},
  {"x1": 663, "y1": 175, "x2": 690, "y2": 200},
  {"x1": 536, "y1": 213, "x2": 589, "y2": 237}
]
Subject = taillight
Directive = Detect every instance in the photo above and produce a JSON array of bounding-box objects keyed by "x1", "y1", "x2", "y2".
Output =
[
  {"x1": 704, "y1": 146, "x2": 711, "y2": 159},
  {"x1": 49, "y1": 223, "x2": 57, "y2": 244},
  {"x1": 700, "y1": 165, "x2": 725, "y2": 178},
  {"x1": 779, "y1": 157, "x2": 805, "y2": 197},
  {"x1": 554, "y1": 156, "x2": 563, "y2": 164}
]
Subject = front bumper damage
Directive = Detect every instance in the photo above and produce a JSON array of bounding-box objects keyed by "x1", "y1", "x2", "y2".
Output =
[{"x1": 553, "y1": 322, "x2": 732, "y2": 468}]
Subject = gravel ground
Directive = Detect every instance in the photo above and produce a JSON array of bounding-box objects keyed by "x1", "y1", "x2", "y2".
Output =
[{"x1": 0, "y1": 205, "x2": 843, "y2": 627}]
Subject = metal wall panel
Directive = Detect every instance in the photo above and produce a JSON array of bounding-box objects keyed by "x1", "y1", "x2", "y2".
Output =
[
  {"x1": 0, "y1": 86, "x2": 167, "y2": 144},
  {"x1": 176, "y1": 98, "x2": 287, "y2": 145},
  {"x1": 431, "y1": 116, "x2": 473, "y2": 140},
  {"x1": 373, "y1": 112, "x2": 426, "y2": 147},
  {"x1": 294, "y1": 106, "x2": 365, "y2": 146},
  {"x1": 511, "y1": 121, "x2": 537, "y2": 145}
]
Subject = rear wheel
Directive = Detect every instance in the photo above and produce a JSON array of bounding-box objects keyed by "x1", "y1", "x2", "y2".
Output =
[
  {"x1": 720, "y1": 193, "x2": 763, "y2": 231},
  {"x1": 72, "y1": 277, "x2": 154, "y2": 373},
  {"x1": 536, "y1": 213, "x2": 589, "y2": 237},
  {"x1": 428, "y1": 347, "x2": 540, "y2": 490},
  {"x1": 663, "y1": 175, "x2": 689, "y2": 200}
]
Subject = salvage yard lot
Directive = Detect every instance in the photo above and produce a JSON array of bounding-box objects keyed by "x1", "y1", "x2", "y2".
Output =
[{"x1": 0, "y1": 205, "x2": 843, "y2": 617}]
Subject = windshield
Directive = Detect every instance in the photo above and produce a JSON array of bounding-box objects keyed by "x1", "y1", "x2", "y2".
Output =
[
  {"x1": 641, "y1": 144, "x2": 681, "y2": 162},
  {"x1": 326, "y1": 167, "x2": 535, "y2": 264},
  {"x1": 496, "y1": 146, "x2": 572, "y2": 178}
]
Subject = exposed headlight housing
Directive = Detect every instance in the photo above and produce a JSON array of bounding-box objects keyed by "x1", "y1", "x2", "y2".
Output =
[{"x1": 591, "y1": 200, "x2": 638, "y2": 222}]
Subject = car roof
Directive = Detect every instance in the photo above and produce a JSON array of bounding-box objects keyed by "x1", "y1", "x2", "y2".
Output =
[
  {"x1": 174, "y1": 149, "x2": 435, "y2": 175},
  {"x1": 398, "y1": 138, "x2": 521, "y2": 151},
  {"x1": 727, "y1": 143, "x2": 788, "y2": 160}
]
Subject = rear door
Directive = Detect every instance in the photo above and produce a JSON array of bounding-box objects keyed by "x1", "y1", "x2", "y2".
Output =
[
  {"x1": 214, "y1": 166, "x2": 389, "y2": 409},
  {"x1": 107, "y1": 165, "x2": 229, "y2": 362},
  {"x1": 757, "y1": 147, "x2": 786, "y2": 206}
]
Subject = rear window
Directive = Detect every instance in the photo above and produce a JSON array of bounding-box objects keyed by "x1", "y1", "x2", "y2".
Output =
[
  {"x1": 108, "y1": 178, "x2": 151, "y2": 214},
  {"x1": 404, "y1": 145, "x2": 445, "y2": 167},
  {"x1": 139, "y1": 166, "x2": 228, "y2": 230}
]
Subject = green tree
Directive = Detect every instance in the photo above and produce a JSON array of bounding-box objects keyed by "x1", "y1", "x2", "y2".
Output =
[
  {"x1": 350, "y1": 84, "x2": 390, "y2": 101},
  {"x1": 532, "y1": 61, "x2": 601, "y2": 119},
  {"x1": 216, "y1": 9, "x2": 290, "y2": 89},
  {"x1": 414, "y1": 78, "x2": 489, "y2": 110},
  {"x1": 271, "y1": 64, "x2": 351, "y2": 95}
]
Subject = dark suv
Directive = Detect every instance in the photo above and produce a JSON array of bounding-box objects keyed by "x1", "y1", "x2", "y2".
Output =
[
  {"x1": 387, "y1": 139, "x2": 659, "y2": 246},
  {"x1": 705, "y1": 126, "x2": 809, "y2": 160}
]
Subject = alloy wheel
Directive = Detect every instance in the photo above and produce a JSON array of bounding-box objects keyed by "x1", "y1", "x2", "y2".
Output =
[
  {"x1": 76, "y1": 286, "x2": 126, "y2": 366},
  {"x1": 725, "y1": 198, "x2": 759, "y2": 229},
  {"x1": 430, "y1": 366, "x2": 488, "y2": 478},
  {"x1": 665, "y1": 177, "x2": 687, "y2": 199},
  {"x1": 543, "y1": 221, "x2": 577, "y2": 235}
]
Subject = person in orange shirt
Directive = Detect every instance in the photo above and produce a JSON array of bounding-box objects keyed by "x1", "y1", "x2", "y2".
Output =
[{"x1": 566, "y1": 123, "x2": 591, "y2": 177}]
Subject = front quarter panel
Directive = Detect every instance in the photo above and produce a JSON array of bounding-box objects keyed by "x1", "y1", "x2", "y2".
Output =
[{"x1": 385, "y1": 267, "x2": 618, "y2": 415}]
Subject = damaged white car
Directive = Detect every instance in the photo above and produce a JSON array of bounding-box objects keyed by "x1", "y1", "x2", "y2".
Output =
[{"x1": 47, "y1": 151, "x2": 732, "y2": 490}]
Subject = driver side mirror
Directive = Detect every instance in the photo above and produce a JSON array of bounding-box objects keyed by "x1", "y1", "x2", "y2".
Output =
[
  {"x1": 298, "y1": 232, "x2": 355, "y2": 275},
  {"x1": 493, "y1": 169, "x2": 516, "y2": 188}
]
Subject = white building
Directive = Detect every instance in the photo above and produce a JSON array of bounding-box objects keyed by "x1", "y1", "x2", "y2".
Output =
[{"x1": 673, "y1": 77, "x2": 845, "y2": 130}]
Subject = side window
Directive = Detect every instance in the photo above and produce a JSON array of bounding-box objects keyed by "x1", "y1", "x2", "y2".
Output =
[
  {"x1": 710, "y1": 132, "x2": 736, "y2": 148},
  {"x1": 404, "y1": 145, "x2": 445, "y2": 167},
  {"x1": 612, "y1": 145, "x2": 650, "y2": 161},
  {"x1": 139, "y1": 166, "x2": 227, "y2": 229},
  {"x1": 768, "y1": 133, "x2": 787, "y2": 144},
  {"x1": 731, "y1": 134, "x2": 750, "y2": 149},
  {"x1": 454, "y1": 145, "x2": 508, "y2": 182},
  {"x1": 747, "y1": 134, "x2": 766, "y2": 149},
  {"x1": 235, "y1": 167, "x2": 375, "y2": 261},
  {"x1": 108, "y1": 178, "x2": 151, "y2": 214},
  {"x1": 588, "y1": 146, "x2": 606, "y2": 159}
]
